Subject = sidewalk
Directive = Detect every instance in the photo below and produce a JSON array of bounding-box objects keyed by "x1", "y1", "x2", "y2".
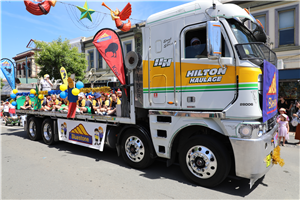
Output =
[{"x1": 282, "y1": 132, "x2": 300, "y2": 147}]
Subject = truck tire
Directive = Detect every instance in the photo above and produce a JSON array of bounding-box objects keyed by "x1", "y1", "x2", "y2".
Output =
[
  {"x1": 27, "y1": 117, "x2": 41, "y2": 141},
  {"x1": 120, "y1": 129, "x2": 154, "y2": 169},
  {"x1": 179, "y1": 135, "x2": 231, "y2": 187},
  {"x1": 41, "y1": 118, "x2": 55, "y2": 145}
]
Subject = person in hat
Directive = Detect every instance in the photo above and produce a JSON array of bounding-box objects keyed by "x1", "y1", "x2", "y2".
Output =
[
  {"x1": 40, "y1": 74, "x2": 53, "y2": 91},
  {"x1": 117, "y1": 89, "x2": 122, "y2": 102},
  {"x1": 277, "y1": 108, "x2": 289, "y2": 121},
  {"x1": 277, "y1": 113, "x2": 289, "y2": 146}
]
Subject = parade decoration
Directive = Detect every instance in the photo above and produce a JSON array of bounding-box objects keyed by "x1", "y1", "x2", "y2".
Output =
[
  {"x1": 75, "y1": 81, "x2": 84, "y2": 89},
  {"x1": 1, "y1": 58, "x2": 15, "y2": 90},
  {"x1": 272, "y1": 146, "x2": 284, "y2": 167},
  {"x1": 30, "y1": 89, "x2": 36, "y2": 95},
  {"x1": 93, "y1": 28, "x2": 127, "y2": 92},
  {"x1": 30, "y1": 94, "x2": 35, "y2": 98},
  {"x1": 102, "y1": 2, "x2": 132, "y2": 32},
  {"x1": 38, "y1": 94, "x2": 44, "y2": 99},
  {"x1": 67, "y1": 77, "x2": 78, "y2": 118},
  {"x1": 60, "y1": 91, "x2": 67, "y2": 99},
  {"x1": 79, "y1": 86, "x2": 111, "y2": 93},
  {"x1": 263, "y1": 60, "x2": 278, "y2": 122},
  {"x1": 11, "y1": 101, "x2": 17, "y2": 106},
  {"x1": 13, "y1": 89, "x2": 18, "y2": 94},
  {"x1": 76, "y1": 1, "x2": 95, "y2": 22},
  {"x1": 60, "y1": 67, "x2": 68, "y2": 85},
  {"x1": 24, "y1": 0, "x2": 57, "y2": 16},
  {"x1": 10, "y1": 93, "x2": 16, "y2": 99},
  {"x1": 72, "y1": 88, "x2": 80, "y2": 96},
  {"x1": 60, "y1": 84, "x2": 68, "y2": 92}
]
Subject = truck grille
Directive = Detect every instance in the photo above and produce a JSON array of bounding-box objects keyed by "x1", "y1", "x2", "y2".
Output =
[{"x1": 267, "y1": 115, "x2": 277, "y2": 131}]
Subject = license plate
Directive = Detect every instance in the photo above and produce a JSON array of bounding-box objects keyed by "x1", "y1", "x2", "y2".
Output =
[{"x1": 265, "y1": 154, "x2": 271, "y2": 167}]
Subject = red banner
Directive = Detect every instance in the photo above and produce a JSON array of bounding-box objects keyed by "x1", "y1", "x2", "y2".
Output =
[{"x1": 93, "y1": 28, "x2": 126, "y2": 86}]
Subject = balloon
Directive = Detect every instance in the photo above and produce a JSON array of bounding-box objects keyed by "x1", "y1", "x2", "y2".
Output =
[
  {"x1": 76, "y1": 81, "x2": 84, "y2": 89},
  {"x1": 30, "y1": 94, "x2": 35, "y2": 98},
  {"x1": 10, "y1": 93, "x2": 16, "y2": 99},
  {"x1": 72, "y1": 88, "x2": 80, "y2": 96},
  {"x1": 30, "y1": 89, "x2": 36, "y2": 95},
  {"x1": 38, "y1": 94, "x2": 44, "y2": 100},
  {"x1": 60, "y1": 91, "x2": 67, "y2": 99},
  {"x1": 11, "y1": 101, "x2": 17, "y2": 106},
  {"x1": 13, "y1": 89, "x2": 18, "y2": 94},
  {"x1": 60, "y1": 84, "x2": 67, "y2": 91}
]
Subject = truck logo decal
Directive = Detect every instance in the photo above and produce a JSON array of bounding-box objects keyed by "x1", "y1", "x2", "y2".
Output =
[
  {"x1": 69, "y1": 124, "x2": 92, "y2": 145},
  {"x1": 153, "y1": 58, "x2": 172, "y2": 68},
  {"x1": 240, "y1": 103, "x2": 253, "y2": 106},
  {"x1": 163, "y1": 37, "x2": 172, "y2": 48},
  {"x1": 186, "y1": 67, "x2": 227, "y2": 84}
]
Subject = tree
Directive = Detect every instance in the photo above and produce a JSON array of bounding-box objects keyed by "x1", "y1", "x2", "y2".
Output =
[
  {"x1": 34, "y1": 37, "x2": 87, "y2": 82},
  {"x1": 0, "y1": 78, "x2": 4, "y2": 89}
]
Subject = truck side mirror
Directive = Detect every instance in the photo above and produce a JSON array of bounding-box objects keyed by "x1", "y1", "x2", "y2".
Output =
[
  {"x1": 253, "y1": 25, "x2": 267, "y2": 43},
  {"x1": 207, "y1": 21, "x2": 222, "y2": 60}
]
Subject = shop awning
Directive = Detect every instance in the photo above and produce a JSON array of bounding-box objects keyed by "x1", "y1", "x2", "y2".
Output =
[{"x1": 279, "y1": 69, "x2": 300, "y2": 80}]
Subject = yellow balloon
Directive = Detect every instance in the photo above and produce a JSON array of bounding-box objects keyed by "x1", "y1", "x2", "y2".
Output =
[
  {"x1": 38, "y1": 94, "x2": 44, "y2": 100},
  {"x1": 72, "y1": 88, "x2": 80, "y2": 96},
  {"x1": 30, "y1": 89, "x2": 36, "y2": 95},
  {"x1": 60, "y1": 84, "x2": 68, "y2": 91},
  {"x1": 13, "y1": 89, "x2": 18, "y2": 94}
]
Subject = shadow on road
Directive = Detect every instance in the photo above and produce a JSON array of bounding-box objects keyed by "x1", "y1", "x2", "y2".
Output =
[{"x1": 1, "y1": 127, "x2": 269, "y2": 197}]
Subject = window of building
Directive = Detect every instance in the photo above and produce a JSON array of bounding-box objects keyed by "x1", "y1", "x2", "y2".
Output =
[
  {"x1": 252, "y1": 11, "x2": 269, "y2": 35},
  {"x1": 97, "y1": 51, "x2": 103, "y2": 70},
  {"x1": 275, "y1": 4, "x2": 299, "y2": 48},
  {"x1": 123, "y1": 41, "x2": 132, "y2": 55},
  {"x1": 27, "y1": 61, "x2": 31, "y2": 77},
  {"x1": 87, "y1": 50, "x2": 94, "y2": 71},
  {"x1": 279, "y1": 9, "x2": 294, "y2": 45}
]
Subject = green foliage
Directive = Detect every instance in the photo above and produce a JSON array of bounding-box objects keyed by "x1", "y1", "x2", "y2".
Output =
[
  {"x1": 34, "y1": 37, "x2": 87, "y2": 81},
  {"x1": 0, "y1": 78, "x2": 4, "y2": 89}
]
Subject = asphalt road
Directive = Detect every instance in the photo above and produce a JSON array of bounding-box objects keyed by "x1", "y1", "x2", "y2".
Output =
[{"x1": 1, "y1": 124, "x2": 299, "y2": 199}]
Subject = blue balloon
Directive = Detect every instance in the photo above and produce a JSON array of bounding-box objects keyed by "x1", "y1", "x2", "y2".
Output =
[
  {"x1": 60, "y1": 91, "x2": 67, "y2": 99},
  {"x1": 30, "y1": 94, "x2": 35, "y2": 98},
  {"x1": 10, "y1": 93, "x2": 16, "y2": 99},
  {"x1": 76, "y1": 81, "x2": 84, "y2": 89},
  {"x1": 11, "y1": 101, "x2": 17, "y2": 106}
]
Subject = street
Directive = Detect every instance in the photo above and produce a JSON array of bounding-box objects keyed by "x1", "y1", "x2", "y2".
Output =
[{"x1": 1, "y1": 125, "x2": 299, "y2": 199}]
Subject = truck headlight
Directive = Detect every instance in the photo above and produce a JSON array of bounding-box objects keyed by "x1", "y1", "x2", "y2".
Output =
[
  {"x1": 258, "y1": 124, "x2": 267, "y2": 137},
  {"x1": 239, "y1": 125, "x2": 253, "y2": 138}
]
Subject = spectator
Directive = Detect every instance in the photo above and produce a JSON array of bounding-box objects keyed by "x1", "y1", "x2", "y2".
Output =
[
  {"x1": 277, "y1": 108, "x2": 289, "y2": 121},
  {"x1": 40, "y1": 74, "x2": 53, "y2": 91},
  {"x1": 278, "y1": 96, "x2": 289, "y2": 113},
  {"x1": 107, "y1": 93, "x2": 121, "y2": 116},
  {"x1": 292, "y1": 102, "x2": 300, "y2": 146},
  {"x1": 2, "y1": 100, "x2": 10, "y2": 122},
  {"x1": 277, "y1": 114, "x2": 289, "y2": 146},
  {"x1": 20, "y1": 96, "x2": 32, "y2": 110}
]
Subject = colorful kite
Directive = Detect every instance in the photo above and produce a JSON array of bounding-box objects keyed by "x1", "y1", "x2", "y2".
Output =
[{"x1": 102, "y1": 2, "x2": 132, "y2": 32}]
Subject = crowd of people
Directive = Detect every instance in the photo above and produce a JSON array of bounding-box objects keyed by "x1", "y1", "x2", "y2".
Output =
[
  {"x1": 19, "y1": 89, "x2": 123, "y2": 117},
  {"x1": 0, "y1": 100, "x2": 18, "y2": 122},
  {"x1": 277, "y1": 96, "x2": 300, "y2": 146}
]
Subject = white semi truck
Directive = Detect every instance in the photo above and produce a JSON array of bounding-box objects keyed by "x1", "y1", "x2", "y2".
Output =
[{"x1": 17, "y1": 1, "x2": 279, "y2": 188}]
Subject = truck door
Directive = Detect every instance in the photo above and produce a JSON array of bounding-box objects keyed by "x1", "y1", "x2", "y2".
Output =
[
  {"x1": 145, "y1": 21, "x2": 182, "y2": 109},
  {"x1": 180, "y1": 22, "x2": 236, "y2": 111}
]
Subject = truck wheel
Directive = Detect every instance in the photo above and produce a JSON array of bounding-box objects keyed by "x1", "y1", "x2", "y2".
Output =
[
  {"x1": 27, "y1": 117, "x2": 41, "y2": 141},
  {"x1": 120, "y1": 129, "x2": 154, "y2": 169},
  {"x1": 179, "y1": 135, "x2": 231, "y2": 187},
  {"x1": 41, "y1": 118, "x2": 55, "y2": 145}
]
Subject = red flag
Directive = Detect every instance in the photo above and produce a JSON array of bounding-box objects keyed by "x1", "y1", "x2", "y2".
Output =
[
  {"x1": 67, "y1": 102, "x2": 77, "y2": 118},
  {"x1": 93, "y1": 28, "x2": 126, "y2": 86}
]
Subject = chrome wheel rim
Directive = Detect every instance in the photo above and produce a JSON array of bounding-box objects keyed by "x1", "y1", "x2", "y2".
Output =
[
  {"x1": 29, "y1": 121, "x2": 36, "y2": 137},
  {"x1": 125, "y1": 136, "x2": 145, "y2": 162},
  {"x1": 43, "y1": 123, "x2": 52, "y2": 141},
  {"x1": 186, "y1": 145, "x2": 217, "y2": 179}
]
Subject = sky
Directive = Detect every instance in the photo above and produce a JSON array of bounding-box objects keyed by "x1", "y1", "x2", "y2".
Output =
[{"x1": 0, "y1": 0, "x2": 193, "y2": 78}]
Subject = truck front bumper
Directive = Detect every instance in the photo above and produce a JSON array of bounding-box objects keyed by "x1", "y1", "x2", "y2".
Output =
[{"x1": 229, "y1": 124, "x2": 278, "y2": 186}]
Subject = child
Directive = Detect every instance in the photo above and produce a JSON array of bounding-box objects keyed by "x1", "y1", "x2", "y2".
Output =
[
  {"x1": 277, "y1": 114, "x2": 289, "y2": 146},
  {"x1": 20, "y1": 96, "x2": 32, "y2": 110}
]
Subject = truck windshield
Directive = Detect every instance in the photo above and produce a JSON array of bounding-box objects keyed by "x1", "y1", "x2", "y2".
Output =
[{"x1": 227, "y1": 19, "x2": 277, "y2": 67}]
